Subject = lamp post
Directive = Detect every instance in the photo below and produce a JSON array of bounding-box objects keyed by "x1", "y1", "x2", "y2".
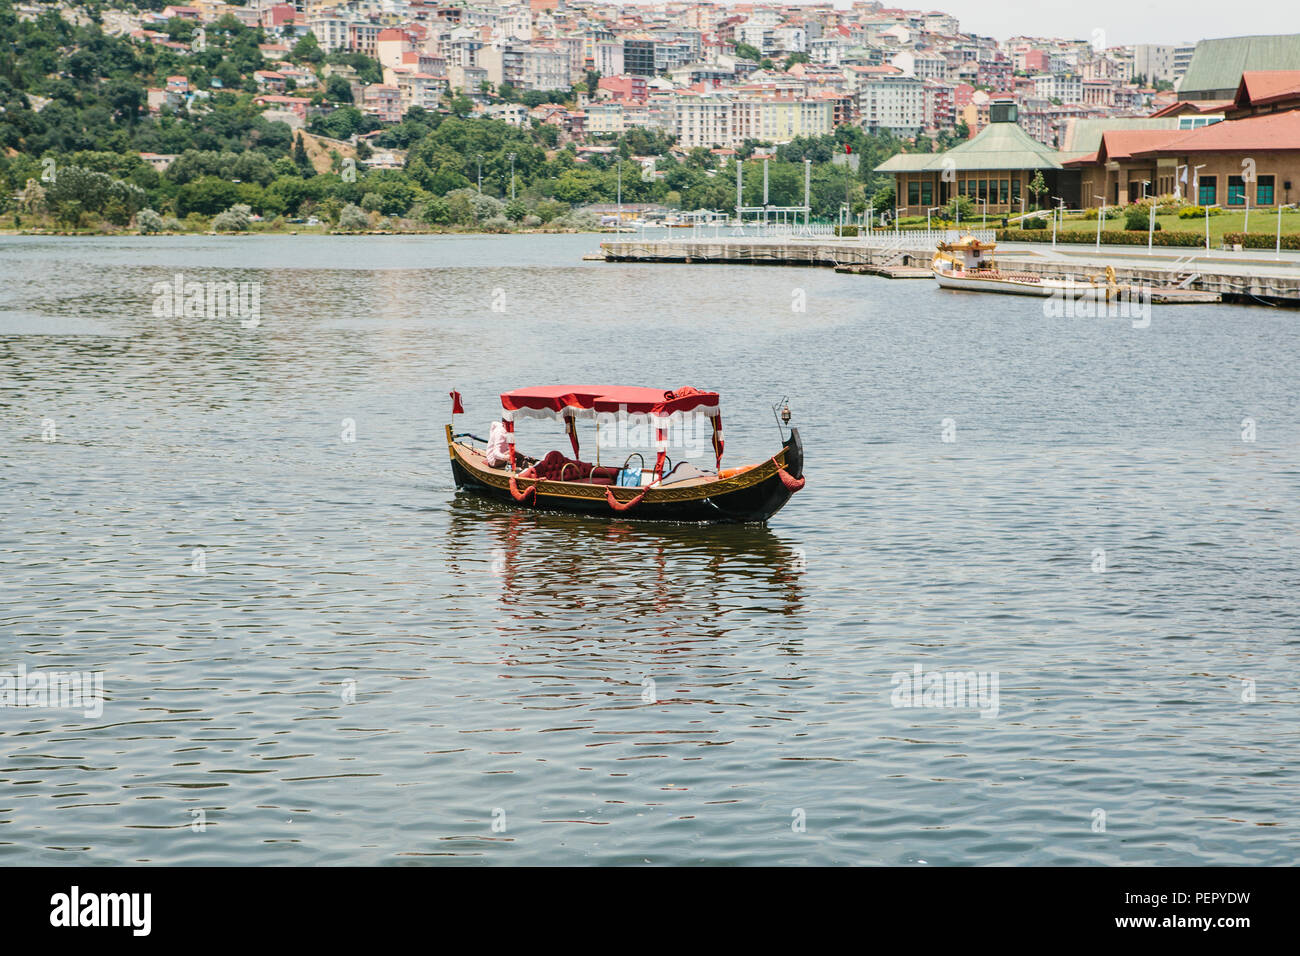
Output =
[
  {"x1": 803, "y1": 158, "x2": 811, "y2": 233},
  {"x1": 476, "y1": 153, "x2": 483, "y2": 193},
  {"x1": 616, "y1": 157, "x2": 622, "y2": 222},
  {"x1": 1095, "y1": 194, "x2": 1106, "y2": 250},
  {"x1": 980, "y1": 197, "x2": 987, "y2": 232},
  {"x1": 1278, "y1": 202, "x2": 1288, "y2": 259},
  {"x1": 507, "y1": 152, "x2": 516, "y2": 200},
  {"x1": 927, "y1": 205, "x2": 941, "y2": 231}
]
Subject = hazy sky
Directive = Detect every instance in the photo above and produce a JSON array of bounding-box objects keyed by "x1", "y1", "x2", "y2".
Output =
[
  {"x1": 929, "y1": 0, "x2": 1273, "y2": 45},
  {"x1": 754, "y1": 0, "x2": 1288, "y2": 47}
]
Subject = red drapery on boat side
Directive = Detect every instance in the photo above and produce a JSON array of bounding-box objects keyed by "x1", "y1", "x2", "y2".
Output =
[
  {"x1": 711, "y1": 411, "x2": 724, "y2": 471},
  {"x1": 564, "y1": 411, "x2": 580, "y2": 459}
]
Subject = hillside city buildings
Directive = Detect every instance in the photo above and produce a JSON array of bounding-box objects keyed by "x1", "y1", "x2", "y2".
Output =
[{"x1": 75, "y1": 1, "x2": 1300, "y2": 215}]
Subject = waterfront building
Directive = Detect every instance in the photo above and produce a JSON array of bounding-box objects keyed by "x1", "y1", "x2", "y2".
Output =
[{"x1": 877, "y1": 101, "x2": 1071, "y2": 217}]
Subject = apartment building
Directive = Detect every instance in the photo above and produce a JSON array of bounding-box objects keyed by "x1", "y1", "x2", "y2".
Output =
[
  {"x1": 1032, "y1": 72, "x2": 1082, "y2": 103},
  {"x1": 858, "y1": 74, "x2": 925, "y2": 137}
]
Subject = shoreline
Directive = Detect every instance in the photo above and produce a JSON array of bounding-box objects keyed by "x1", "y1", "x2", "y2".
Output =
[{"x1": 0, "y1": 226, "x2": 609, "y2": 238}]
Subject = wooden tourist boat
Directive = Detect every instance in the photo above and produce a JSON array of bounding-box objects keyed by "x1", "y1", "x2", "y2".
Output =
[
  {"x1": 933, "y1": 236, "x2": 1120, "y2": 299},
  {"x1": 446, "y1": 386, "x2": 804, "y2": 523}
]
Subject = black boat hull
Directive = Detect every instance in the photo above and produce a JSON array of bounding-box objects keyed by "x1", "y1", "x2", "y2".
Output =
[{"x1": 448, "y1": 428, "x2": 804, "y2": 524}]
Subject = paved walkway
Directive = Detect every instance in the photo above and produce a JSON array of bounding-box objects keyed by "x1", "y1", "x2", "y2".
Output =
[{"x1": 997, "y1": 241, "x2": 1300, "y2": 277}]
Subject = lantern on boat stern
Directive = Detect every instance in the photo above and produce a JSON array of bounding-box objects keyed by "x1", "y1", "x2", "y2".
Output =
[{"x1": 772, "y1": 395, "x2": 793, "y2": 439}]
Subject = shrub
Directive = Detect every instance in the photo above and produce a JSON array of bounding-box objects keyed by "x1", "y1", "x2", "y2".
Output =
[
  {"x1": 338, "y1": 203, "x2": 369, "y2": 231},
  {"x1": 996, "y1": 229, "x2": 1205, "y2": 247},
  {"x1": 212, "y1": 204, "x2": 252, "y2": 232},
  {"x1": 1124, "y1": 208, "x2": 1149, "y2": 230},
  {"x1": 1222, "y1": 231, "x2": 1300, "y2": 249},
  {"x1": 1021, "y1": 216, "x2": 1046, "y2": 230},
  {"x1": 136, "y1": 208, "x2": 165, "y2": 233},
  {"x1": 943, "y1": 195, "x2": 975, "y2": 220},
  {"x1": 360, "y1": 192, "x2": 383, "y2": 212},
  {"x1": 422, "y1": 197, "x2": 451, "y2": 225},
  {"x1": 1178, "y1": 205, "x2": 1222, "y2": 219},
  {"x1": 445, "y1": 188, "x2": 505, "y2": 223},
  {"x1": 1082, "y1": 206, "x2": 1120, "y2": 220},
  {"x1": 534, "y1": 199, "x2": 568, "y2": 223}
]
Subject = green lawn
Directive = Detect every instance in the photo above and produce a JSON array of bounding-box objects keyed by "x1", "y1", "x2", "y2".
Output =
[
  {"x1": 1061, "y1": 209, "x2": 1300, "y2": 244},
  {"x1": 893, "y1": 209, "x2": 1300, "y2": 243}
]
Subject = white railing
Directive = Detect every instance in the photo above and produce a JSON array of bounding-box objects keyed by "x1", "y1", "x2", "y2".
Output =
[
  {"x1": 861, "y1": 228, "x2": 996, "y2": 245},
  {"x1": 628, "y1": 224, "x2": 996, "y2": 245}
]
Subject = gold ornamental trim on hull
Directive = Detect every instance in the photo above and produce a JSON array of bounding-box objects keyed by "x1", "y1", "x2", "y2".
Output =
[{"x1": 446, "y1": 425, "x2": 787, "y2": 503}]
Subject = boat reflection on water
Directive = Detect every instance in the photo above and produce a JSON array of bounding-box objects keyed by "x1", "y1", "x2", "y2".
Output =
[{"x1": 445, "y1": 497, "x2": 806, "y2": 652}]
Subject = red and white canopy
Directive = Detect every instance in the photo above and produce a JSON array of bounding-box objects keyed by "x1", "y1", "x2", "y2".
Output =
[
  {"x1": 500, "y1": 385, "x2": 720, "y2": 421},
  {"x1": 497, "y1": 385, "x2": 725, "y2": 472}
]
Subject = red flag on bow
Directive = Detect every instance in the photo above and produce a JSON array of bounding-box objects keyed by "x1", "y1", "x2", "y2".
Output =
[{"x1": 450, "y1": 390, "x2": 464, "y2": 415}]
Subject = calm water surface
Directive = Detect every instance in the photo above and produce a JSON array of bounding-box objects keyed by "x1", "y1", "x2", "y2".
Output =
[{"x1": 1, "y1": 234, "x2": 1297, "y2": 865}]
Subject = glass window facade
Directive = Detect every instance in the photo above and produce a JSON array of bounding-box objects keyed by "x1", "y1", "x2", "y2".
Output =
[
  {"x1": 1227, "y1": 175, "x2": 1245, "y2": 205},
  {"x1": 1198, "y1": 176, "x2": 1216, "y2": 206},
  {"x1": 1257, "y1": 175, "x2": 1275, "y2": 206}
]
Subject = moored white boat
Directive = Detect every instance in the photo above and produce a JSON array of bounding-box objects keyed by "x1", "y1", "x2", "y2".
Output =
[{"x1": 932, "y1": 236, "x2": 1120, "y2": 300}]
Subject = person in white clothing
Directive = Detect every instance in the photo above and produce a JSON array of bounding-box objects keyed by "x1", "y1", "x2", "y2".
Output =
[{"x1": 484, "y1": 420, "x2": 511, "y2": 467}]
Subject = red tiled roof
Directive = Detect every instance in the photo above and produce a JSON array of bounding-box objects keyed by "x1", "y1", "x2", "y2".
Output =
[
  {"x1": 1062, "y1": 150, "x2": 1098, "y2": 167},
  {"x1": 1096, "y1": 130, "x2": 1183, "y2": 162},
  {"x1": 1149, "y1": 100, "x2": 1232, "y2": 117},
  {"x1": 1235, "y1": 70, "x2": 1300, "y2": 109},
  {"x1": 1132, "y1": 110, "x2": 1300, "y2": 156}
]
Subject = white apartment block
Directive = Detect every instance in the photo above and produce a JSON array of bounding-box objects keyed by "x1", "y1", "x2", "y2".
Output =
[
  {"x1": 858, "y1": 75, "x2": 925, "y2": 137},
  {"x1": 519, "y1": 46, "x2": 569, "y2": 91},
  {"x1": 309, "y1": 15, "x2": 350, "y2": 53},
  {"x1": 674, "y1": 92, "x2": 833, "y2": 148},
  {"x1": 1032, "y1": 72, "x2": 1082, "y2": 103},
  {"x1": 772, "y1": 26, "x2": 807, "y2": 54},
  {"x1": 394, "y1": 71, "x2": 447, "y2": 111},
  {"x1": 736, "y1": 20, "x2": 775, "y2": 54},
  {"x1": 594, "y1": 41, "x2": 624, "y2": 77},
  {"x1": 737, "y1": 97, "x2": 833, "y2": 143},
  {"x1": 484, "y1": 102, "x2": 529, "y2": 126},
  {"x1": 674, "y1": 92, "x2": 735, "y2": 148},
  {"x1": 891, "y1": 50, "x2": 947, "y2": 80},
  {"x1": 921, "y1": 12, "x2": 959, "y2": 35},
  {"x1": 585, "y1": 102, "x2": 625, "y2": 134},
  {"x1": 808, "y1": 36, "x2": 843, "y2": 65}
]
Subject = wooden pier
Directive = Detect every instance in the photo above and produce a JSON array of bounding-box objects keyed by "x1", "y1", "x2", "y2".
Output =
[{"x1": 597, "y1": 238, "x2": 1300, "y2": 306}]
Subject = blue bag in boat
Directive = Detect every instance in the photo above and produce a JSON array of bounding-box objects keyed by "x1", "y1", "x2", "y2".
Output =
[{"x1": 617, "y1": 466, "x2": 642, "y2": 487}]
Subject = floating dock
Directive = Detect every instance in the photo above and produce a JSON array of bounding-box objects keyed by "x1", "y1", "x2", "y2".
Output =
[{"x1": 597, "y1": 238, "x2": 1300, "y2": 306}]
